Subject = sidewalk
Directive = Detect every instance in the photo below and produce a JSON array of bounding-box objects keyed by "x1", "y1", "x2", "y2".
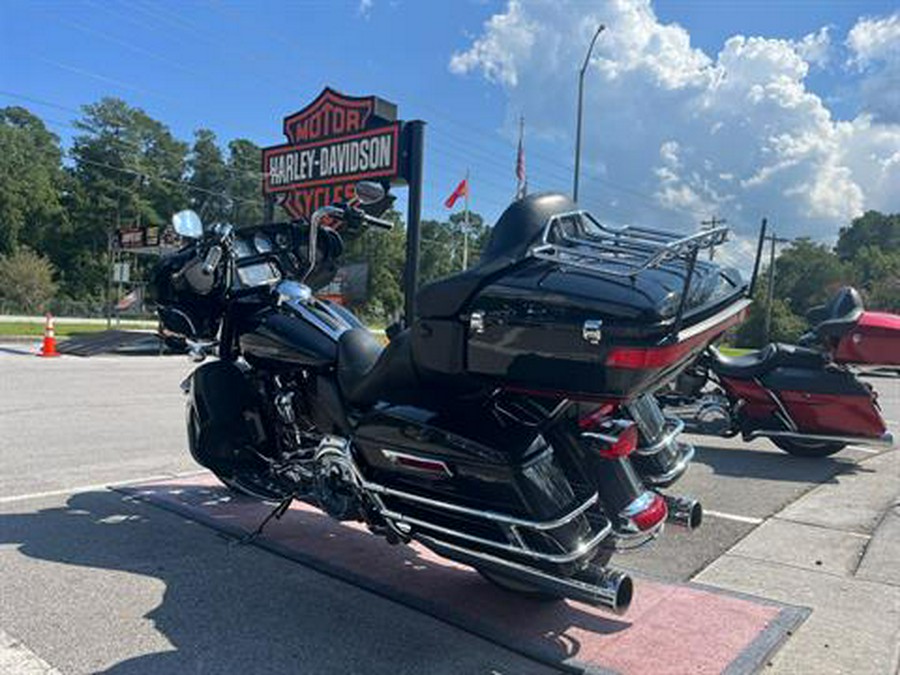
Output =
[{"x1": 695, "y1": 449, "x2": 900, "y2": 674}]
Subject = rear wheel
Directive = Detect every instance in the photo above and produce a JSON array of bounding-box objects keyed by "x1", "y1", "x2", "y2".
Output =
[{"x1": 771, "y1": 437, "x2": 846, "y2": 457}]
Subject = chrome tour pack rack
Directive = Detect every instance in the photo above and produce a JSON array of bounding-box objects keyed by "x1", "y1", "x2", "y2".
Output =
[{"x1": 529, "y1": 210, "x2": 731, "y2": 333}]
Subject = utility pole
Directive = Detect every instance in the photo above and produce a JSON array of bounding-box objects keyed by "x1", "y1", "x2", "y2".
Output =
[
  {"x1": 700, "y1": 216, "x2": 727, "y2": 261},
  {"x1": 763, "y1": 232, "x2": 791, "y2": 344},
  {"x1": 573, "y1": 23, "x2": 605, "y2": 204}
]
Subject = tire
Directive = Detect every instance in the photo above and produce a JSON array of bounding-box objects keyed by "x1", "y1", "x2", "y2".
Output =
[
  {"x1": 771, "y1": 437, "x2": 846, "y2": 457},
  {"x1": 476, "y1": 568, "x2": 564, "y2": 601}
]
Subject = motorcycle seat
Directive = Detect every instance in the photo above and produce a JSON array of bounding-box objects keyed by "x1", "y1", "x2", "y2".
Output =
[
  {"x1": 814, "y1": 287, "x2": 865, "y2": 340},
  {"x1": 709, "y1": 343, "x2": 827, "y2": 379},
  {"x1": 337, "y1": 327, "x2": 419, "y2": 408}
]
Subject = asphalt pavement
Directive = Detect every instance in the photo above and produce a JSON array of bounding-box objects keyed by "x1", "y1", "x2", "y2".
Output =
[{"x1": 1, "y1": 348, "x2": 898, "y2": 673}]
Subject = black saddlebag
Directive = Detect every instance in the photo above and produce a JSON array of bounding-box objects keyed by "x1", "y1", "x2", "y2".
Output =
[{"x1": 353, "y1": 397, "x2": 602, "y2": 570}]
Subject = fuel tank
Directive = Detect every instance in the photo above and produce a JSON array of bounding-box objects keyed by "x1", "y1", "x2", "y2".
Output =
[{"x1": 238, "y1": 298, "x2": 362, "y2": 369}]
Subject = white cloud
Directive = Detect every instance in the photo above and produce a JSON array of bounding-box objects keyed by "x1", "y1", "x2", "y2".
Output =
[
  {"x1": 357, "y1": 0, "x2": 373, "y2": 19},
  {"x1": 847, "y1": 12, "x2": 900, "y2": 67},
  {"x1": 792, "y1": 27, "x2": 832, "y2": 68},
  {"x1": 847, "y1": 12, "x2": 900, "y2": 124},
  {"x1": 450, "y1": 0, "x2": 900, "y2": 244}
]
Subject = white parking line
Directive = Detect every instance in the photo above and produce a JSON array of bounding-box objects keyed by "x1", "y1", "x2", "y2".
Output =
[
  {"x1": 847, "y1": 445, "x2": 882, "y2": 454},
  {"x1": 703, "y1": 509, "x2": 765, "y2": 525},
  {"x1": 0, "y1": 628, "x2": 61, "y2": 675},
  {"x1": 0, "y1": 470, "x2": 206, "y2": 505}
]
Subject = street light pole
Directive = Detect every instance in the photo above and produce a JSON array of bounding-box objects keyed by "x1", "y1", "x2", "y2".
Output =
[
  {"x1": 763, "y1": 232, "x2": 791, "y2": 344},
  {"x1": 573, "y1": 23, "x2": 605, "y2": 204}
]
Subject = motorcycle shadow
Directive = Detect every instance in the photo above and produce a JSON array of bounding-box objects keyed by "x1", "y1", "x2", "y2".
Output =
[
  {"x1": 690, "y1": 442, "x2": 869, "y2": 484},
  {"x1": 0, "y1": 488, "x2": 630, "y2": 673}
]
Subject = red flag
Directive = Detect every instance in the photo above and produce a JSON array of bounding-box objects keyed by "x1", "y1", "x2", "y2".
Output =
[{"x1": 444, "y1": 178, "x2": 468, "y2": 209}]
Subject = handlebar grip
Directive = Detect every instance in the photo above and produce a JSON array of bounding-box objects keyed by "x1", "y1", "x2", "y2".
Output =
[
  {"x1": 364, "y1": 214, "x2": 394, "y2": 230},
  {"x1": 202, "y1": 245, "x2": 223, "y2": 275}
]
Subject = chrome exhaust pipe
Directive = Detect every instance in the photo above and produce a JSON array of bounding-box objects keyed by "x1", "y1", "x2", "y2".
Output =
[
  {"x1": 662, "y1": 494, "x2": 703, "y2": 531},
  {"x1": 571, "y1": 565, "x2": 634, "y2": 614},
  {"x1": 417, "y1": 534, "x2": 634, "y2": 614}
]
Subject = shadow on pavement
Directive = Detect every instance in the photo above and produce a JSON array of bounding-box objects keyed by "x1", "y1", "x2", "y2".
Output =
[
  {"x1": 692, "y1": 443, "x2": 867, "y2": 483},
  {"x1": 0, "y1": 490, "x2": 620, "y2": 674}
]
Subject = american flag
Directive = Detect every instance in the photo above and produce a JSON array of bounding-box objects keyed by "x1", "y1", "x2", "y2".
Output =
[{"x1": 515, "y1": 116, "x2": 527, "y2": 199}]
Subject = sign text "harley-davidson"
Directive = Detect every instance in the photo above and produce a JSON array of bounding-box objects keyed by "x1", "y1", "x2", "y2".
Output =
[{"x1": 265, "y1": 126, "x2": 399, "y2": 192}]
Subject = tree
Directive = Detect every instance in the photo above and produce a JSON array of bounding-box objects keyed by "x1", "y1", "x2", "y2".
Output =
[
  {"x1": 188, "y1": 129, "x2": 230, "y2": 224},
  {"x1": 343, "y1": 209, "x2": 407, "y2": 324},
  {"x1": 772, "y1": 238, "x2": 849, "y2": 316},
  {"x1": 735, "y1": 284, "x2": 807, "y2": 348},
  {"x1": 0, "y1": 107, "x2": 68, "y2": 255},
  {"x1": 66, "y1": 98, "x2": 188, "y2": 299},
  {"x1": 227, "y1": 139, "x2": 265, "y2": 227},
  {"x1": 836, "y1": 210, "x2": 900, "y2": 260},
  {"x1": 0, "y1": 247, "x2": 57, "y2": 313}
]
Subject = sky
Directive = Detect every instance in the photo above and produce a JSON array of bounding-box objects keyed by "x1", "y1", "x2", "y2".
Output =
[{"x1": 2, "y1": 0, "x2": 899, "y2": 269}]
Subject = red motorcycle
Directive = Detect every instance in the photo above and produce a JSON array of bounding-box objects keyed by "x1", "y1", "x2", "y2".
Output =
[{"x1": 664, "y1": 287, "x2": 898, "y2": 457}]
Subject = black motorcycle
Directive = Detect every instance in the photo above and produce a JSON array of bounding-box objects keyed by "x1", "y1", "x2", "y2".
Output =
[{"x1": 150, "y1": 185, "x2": 748, "y2": 614}]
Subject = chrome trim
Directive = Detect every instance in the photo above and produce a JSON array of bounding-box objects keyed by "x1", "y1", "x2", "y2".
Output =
[
  {"x1": 582, "y1": 319, "x2": 603, "y2": 345},
  {"x1": 660, "y1": 494, "x2": 703, "y2": 531},
  {"x1": 747, "y1": 429, "x2": 895, "y2": 449},
  {"x1": 380, "y1": 450, "x2": 453, "y2": 477},
  {"x1": 761, "y1": 382, "x2": 799, "y2": 432},
  {"x1": 360, "y1": 480, "x2": 599, "y2": 532},
  {"x1": 634, "y1": 417, "x2": 685, "y2": 456},
  {"x1": 416, "y1": 534, "x2": 632, "y2": 614},
  {"x1": 469, "y1": 311, "x2": 485, "y2": 334},
  {"x1": 531, "y1": 210, "x2": 729, "y2": 280},
  {"x1": 640, "y1": 441, "x2": 696, "y2": 486},
  {"x1": 329, "y1": 437, "x2": 608, "y2": 565},
  {"x1": 384, "y1": 508, "x2": 611, "y2": 564},
  {"x1": 283, "y1": 296, "x2": 353, "y2": 341},
  {"x1": 676, "y1": 298, "x2": 752, "y2": 341}
]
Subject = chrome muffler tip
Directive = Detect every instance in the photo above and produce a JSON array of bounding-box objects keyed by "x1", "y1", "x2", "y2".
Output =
[
  {"x1": 576, "y1": 566, "x2": 634, "y2": 615},
  {"x1": 662, "y1": 494, "x2": 703, "y2": 531}
]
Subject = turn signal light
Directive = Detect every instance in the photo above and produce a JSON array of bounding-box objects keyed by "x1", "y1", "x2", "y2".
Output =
[{"x1": 625, "y1": 492, "x2": 669, "y2": 532}]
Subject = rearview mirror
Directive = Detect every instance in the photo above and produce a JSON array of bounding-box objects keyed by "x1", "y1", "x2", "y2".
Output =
[
  {"x1": 355, "y1": 181, "x2": 385, "y2": 206},
  {"x1": 172, "y1": 210, "x2": 203, "y2": 239}
]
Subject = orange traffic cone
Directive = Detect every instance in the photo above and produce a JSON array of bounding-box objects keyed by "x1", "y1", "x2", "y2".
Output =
[{"x1": 39, "y1": 312, "x2": 59, "y2": 357}]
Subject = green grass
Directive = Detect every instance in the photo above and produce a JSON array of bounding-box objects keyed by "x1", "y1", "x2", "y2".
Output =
[{"x1": 0, "y1": 321, "x2": 156, "y2": 337}]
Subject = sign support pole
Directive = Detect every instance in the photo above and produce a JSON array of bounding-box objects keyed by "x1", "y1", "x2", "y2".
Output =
[{"x1": 403, "y1": 120, "x2": 425, "y2": 328}]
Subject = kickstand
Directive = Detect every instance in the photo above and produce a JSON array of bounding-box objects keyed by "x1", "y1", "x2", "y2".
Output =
[{"x1": 232, "y1": 494, "x2": 295, "y2": 546}]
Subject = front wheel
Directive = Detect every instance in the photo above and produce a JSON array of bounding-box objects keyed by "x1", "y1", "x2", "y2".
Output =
[{"x1": 771, "y1": 437, "x2": 846, "y2": 457}]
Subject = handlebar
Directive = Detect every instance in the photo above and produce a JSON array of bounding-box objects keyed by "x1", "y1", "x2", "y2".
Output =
[
  {"x1": 304, "y1": 203, "x2": 392, "y2": 281},
  {"x1": 362, "y1": 213, "x2": 394, "y2": 230}
]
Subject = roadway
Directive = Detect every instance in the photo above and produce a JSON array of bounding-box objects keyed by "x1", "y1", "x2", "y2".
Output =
[{"x1": 1, "y1": 349, "x2": 897, "y2": 673}]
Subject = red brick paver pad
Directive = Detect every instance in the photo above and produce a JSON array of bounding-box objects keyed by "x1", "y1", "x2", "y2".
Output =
[{"x1": 117, "y1": 474, "x2": 806, "y2": 675}]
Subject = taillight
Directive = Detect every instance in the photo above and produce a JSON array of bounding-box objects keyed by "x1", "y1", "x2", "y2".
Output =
[
  {"x1": 580, "y1": 419, "x2": 639, "y2": 459},
  {"x1": 577, "y1": 403, "x2": 616, "y2": 430},
  {"x1": 623, "y1": 491, "x2": 668, "y2": 532}
]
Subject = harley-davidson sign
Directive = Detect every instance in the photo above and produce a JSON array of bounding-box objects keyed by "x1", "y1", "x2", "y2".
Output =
[{"x1": 262, "y1": 88, "x2": 402, "y2": 219}]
